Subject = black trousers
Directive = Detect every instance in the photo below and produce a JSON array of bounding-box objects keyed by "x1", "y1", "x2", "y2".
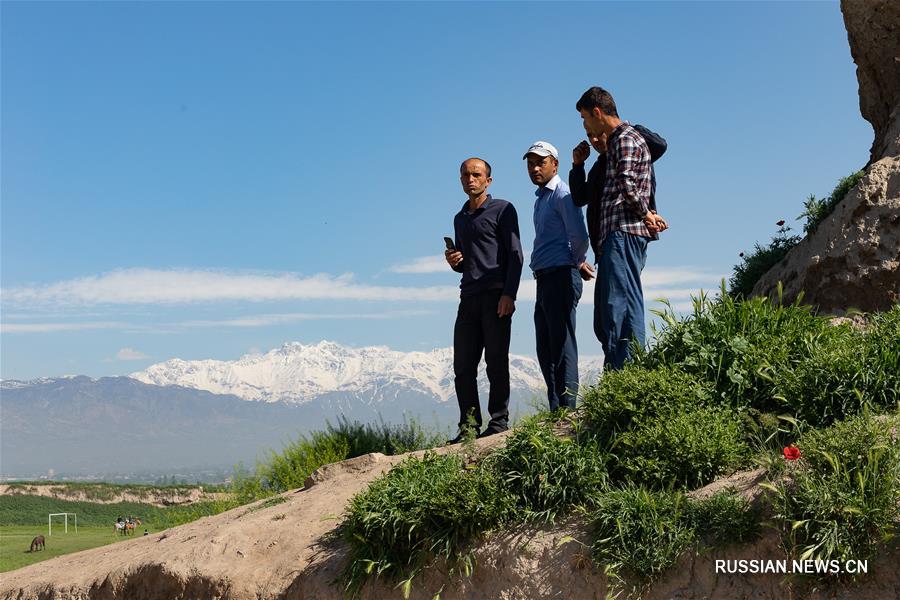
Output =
[{"x1": 453, "y1": 289, "x2": 511, "y2": 432}]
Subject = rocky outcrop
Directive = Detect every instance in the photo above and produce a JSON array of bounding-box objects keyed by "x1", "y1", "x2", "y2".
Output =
[
  {"x1": 842, "y1": 0, "x2": 900, "y2": 163},
  {"x1": 750, "y1": 159, "x2": 900, "y2": 313},
  {"x1": 752, "y1": 1, "x2": 899, "y2": 313}
]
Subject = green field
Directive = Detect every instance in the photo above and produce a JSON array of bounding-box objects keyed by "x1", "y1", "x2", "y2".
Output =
[
  {"x1": 0, "y1": 525, "x2": 141, "y2": 572},
  {"x1": 0, "y1": 492, "x2": 241, "y2": 573}
]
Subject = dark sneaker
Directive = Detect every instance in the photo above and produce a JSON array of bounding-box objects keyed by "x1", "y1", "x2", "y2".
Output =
[{"x1": 446, "y1": 433, "x2": 466, "y2": 445}]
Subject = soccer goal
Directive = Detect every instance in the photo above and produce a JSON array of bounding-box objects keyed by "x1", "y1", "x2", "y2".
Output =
[{"x1": 48, "y1": 512, "x2": 77, "y2": 536}]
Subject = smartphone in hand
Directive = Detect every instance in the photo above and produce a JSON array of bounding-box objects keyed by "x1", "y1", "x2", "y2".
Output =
[{"x1": 444, "y1": 237, "x2": 455, "y2": 250}]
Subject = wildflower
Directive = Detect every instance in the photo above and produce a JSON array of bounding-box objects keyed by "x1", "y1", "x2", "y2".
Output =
[
  {"x1": 783, "y1": 445, "x2": 801, "y2": 461},
  {"x1": 776, "y1": 220, "x2": 786, "y2": 226}
]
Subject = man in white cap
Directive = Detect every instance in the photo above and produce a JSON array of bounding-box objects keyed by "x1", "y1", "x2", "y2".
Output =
[{"x1": 524, "y1": 141, "x2": 591, "y2": 411}]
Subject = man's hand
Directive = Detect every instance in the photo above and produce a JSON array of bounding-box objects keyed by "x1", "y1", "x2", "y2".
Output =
[
  {"x1": 644, "y1": 211, "x2": 669, "y2": 234},
  {"x1": 445, "y1": 249, "x2": 464, "y2": 269},
  {"x1": 573, "y1": 141, "x2": 590, "y2": 166},
  {"x1": 497, "y1": 295, "x2": 515, "y2": 317},
  {"x1": 578, "y1": 262, "x2": 595, "y2": 281}
]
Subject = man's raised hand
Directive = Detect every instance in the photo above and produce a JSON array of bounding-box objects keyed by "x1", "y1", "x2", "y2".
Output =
[{"x1": 572, "y1": 140, "x2": 590, "y2": 166}]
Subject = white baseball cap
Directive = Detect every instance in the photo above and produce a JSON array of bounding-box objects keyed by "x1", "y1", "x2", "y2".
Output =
[{"x1": 523, "y1": 141, "x2": 559, "y2": 160}]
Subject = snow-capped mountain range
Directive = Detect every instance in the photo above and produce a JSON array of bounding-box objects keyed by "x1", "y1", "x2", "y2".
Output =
[
  {"x1": 1, "y1": 342, "x2": 604, "y2": 477},
  {"x1": 131, "y1": 340, "x2": 603, "y2": 404}
]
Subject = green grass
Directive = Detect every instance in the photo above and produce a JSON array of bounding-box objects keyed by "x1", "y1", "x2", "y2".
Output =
[
  {"x1": 0, "y1": 494, "x2": 167, "y2": 527},
  {"x1": 0, "y1": 492, "x2": 244, "y2": 572},
  {"x1": 764, "y1": 412, "x2": 900, "y2": 574},
  {"x1": 341, "y1": 451, "x2": 512, "y2": 597},
  {"x1": 589, "y1": 487, "x2": 759, "y2": 593},
  {"x1": 232, "y1": 416, "x2": 443, "y2": 502},
  {"x1": 492, "y1": 413, "x2": 608, "y2": 523},
  {"x1": 0, "y1": 525, "x2": 146, "y2": 573}
]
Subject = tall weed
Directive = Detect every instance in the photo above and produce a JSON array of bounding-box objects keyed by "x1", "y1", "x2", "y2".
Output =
[
  {"x1": 765, "y1": 413, "x2": 899, "y2": 570},
  {"x1": 799, "y1": 170, "x2": 865, "y2": 235},
  {"x1": 492, "y1": 414, "x2": 608, "y2": 522},
  {"x1": 580, "y1": 365, "x2": 710, "y2": 439},
  {"x1": 590, "y1": 487, "x2": 758, "y2": 591},
  {"x1": 642, "y1": 288, "x2": 824, "y2": 414},
  {"x1": 341, "y1": 452, "x2": 512, "y2": 596},
  {"x1": 233, "y1": 416, "x2": 441, "y2": 502},
  {"x1": 614, "y1": 406, "x2": 749, "y2": 489}
]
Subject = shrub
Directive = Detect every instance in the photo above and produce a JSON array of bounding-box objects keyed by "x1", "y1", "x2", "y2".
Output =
[
  {"x1": 590, "y1": 486, "x2": 695, "y2": 581},
  {"x1": 590, "y1": 487, "x2": 759, "y2": 588},
  {"x1": 799, "y1": 170, "x2": 865, "y2": 235},
  {"x1": 687, "y1": 490, "x2": 760, "y2": 546},
  {"x1": 729, "y1": 170, "x2": 865, "y2": 297},
  {"x1": 862, "y1": 306, "x2": 900, "y2": 409},
  {"x1": 580, "y1": 365, "x2": 710, "y2": 440},
  {"x1": 341, "y1": 452, "x2": 513, "y2": 596},
  {"x1": 765, "y1": 413, "x2": 900, "y2": 570},
  {"x1": 642, "y1": 289, "x2": 823, "y2": 414},
  {"x1": 615, "y1": 406, "x2": 749, "y2": 489},
  {"x1": 233, "y1": 417, "x2": 442, "y2": 502},
  {"x1": 729, "y1": 225, "x2": 802, "y2": 299},
  {"x1": 580, "y1": 364, "x2": 748, "y2": 489},
  {"x1": 491, "y1": 414, "x2": 608, "y2": 522},
  {"x1": 774, "y1": 314, "x2": 900, "y2": 426}
]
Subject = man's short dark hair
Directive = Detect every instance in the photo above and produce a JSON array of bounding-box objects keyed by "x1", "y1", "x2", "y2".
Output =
[
  {"x1": 575, "y1": 86, "x2": 618, "y2": 117},
  {"x1": 460, "y1": 157, "x2": 492, "y2": 177}
]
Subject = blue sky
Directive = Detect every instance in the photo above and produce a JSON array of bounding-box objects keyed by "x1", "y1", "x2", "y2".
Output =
[{"x1": 1, "y1": 1, "x2": 871, "y2": 380}]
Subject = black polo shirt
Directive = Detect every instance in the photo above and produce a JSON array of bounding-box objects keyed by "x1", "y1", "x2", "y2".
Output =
[{"x1": 452, "y1": 195, "x2": 523, "y2": 300}]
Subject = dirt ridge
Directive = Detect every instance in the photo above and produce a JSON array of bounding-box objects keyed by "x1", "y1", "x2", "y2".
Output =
[{"x1": 2, "y1": 436, "x2": 898, "y2": 600}]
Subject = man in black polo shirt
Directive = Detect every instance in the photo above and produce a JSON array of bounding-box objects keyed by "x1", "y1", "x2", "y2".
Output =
[{"x1": 445, "y1": 157, "x2": 524, "y2": 443}]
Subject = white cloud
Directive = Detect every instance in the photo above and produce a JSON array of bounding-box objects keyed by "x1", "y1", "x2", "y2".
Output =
[
  {"x1": 0, "y1": 321, "x2": 133, "y2": 333},
  {"x1": 0, "y1": 266, "x2": 721, "y2": 317},
  {"x1": 1, "y1": 268, "x2": 459, "y2": 306},
  {"x1": 0, "y1": 310, "x2": 438, "y2": 334},
  {"x1": 116, "y1": 348, "x2": 150, "y2": 361},
  {"x1": 641, "y1": 267, "x2": 724, "y2": 287},
  {"x1": 391, "y1": 252, "x2": 535, "y2": 275},
  {"x1": 388, "y1": 256, "x2": 448, "y2": 274}
]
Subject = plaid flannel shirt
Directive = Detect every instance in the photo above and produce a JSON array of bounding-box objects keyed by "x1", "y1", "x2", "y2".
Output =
[{"x1": 597, "y1": 122, "x2": 656, "y2": 249}]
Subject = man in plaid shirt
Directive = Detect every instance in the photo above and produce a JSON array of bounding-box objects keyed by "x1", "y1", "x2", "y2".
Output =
[{"x1": 576, "y1": 86, "x2": 668, "y2": 370}]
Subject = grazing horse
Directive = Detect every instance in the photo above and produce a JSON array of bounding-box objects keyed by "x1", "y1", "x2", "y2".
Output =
[{"x1": 30, "y1": 535, "x2": 45, "y2": 552}]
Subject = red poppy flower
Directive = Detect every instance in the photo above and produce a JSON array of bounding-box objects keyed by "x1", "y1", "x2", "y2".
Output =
[
  {"x1": 776, "y1": 220, "x2": 786, "y2": 226},
  {"x1": 783, "y1": 446, "x2": 801, "y2": 460}
]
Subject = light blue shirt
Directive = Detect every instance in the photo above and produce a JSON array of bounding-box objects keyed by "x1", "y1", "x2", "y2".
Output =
[{"x1": 529, "y1": 174, "x2": 589, "y2": 271}]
